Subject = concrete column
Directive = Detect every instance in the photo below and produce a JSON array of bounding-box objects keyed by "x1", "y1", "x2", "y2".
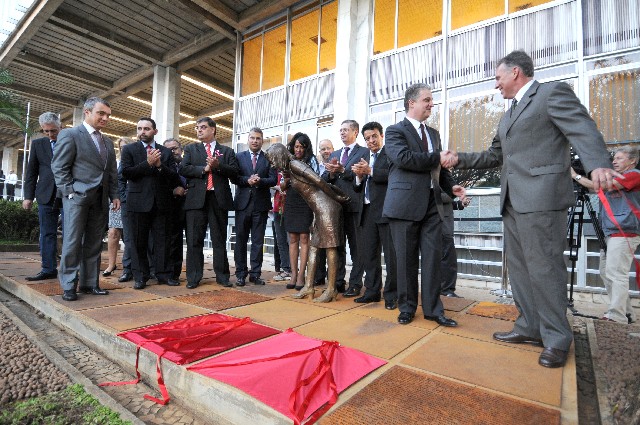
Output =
[
  {"x1": 72, "y1": 107, "x2": 84, "y2": 126},
  {"x1": 1, "y1": 147, "x2": 18, "y2": 176},
  {"x1": 332, "y1": 0, "x2": 373, "y2": 145},
  {"x1": 151, "y1": 65, "x2": 181, "y2": 143}
]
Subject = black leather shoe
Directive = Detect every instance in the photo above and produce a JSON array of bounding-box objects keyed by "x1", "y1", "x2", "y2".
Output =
[
  {"x1": 217, "y1": 280, "x2": 232, "y2": 288},
  {"x1": 354, "y1": 295, "x2": 381, "y2": 303},
  {"x1": 442, "y1": 291, "x2": 461, "y2": 298},
  {"x1": 25, "y1": 271, "x2": 58, "y2": 281},
  {"x1": 538, "y1": 347, "x2": 568, "y2": 368},
  {"x1": 398, "y1": 312, "x2": 414, "y2": 325},
  {"x1": 149, "y1": 273, "x2": 157, "y2": 280},
  {"x1": 118, "y1": 271, "x2": 133, "y2": 283},
  {"x1": 425, "y1": 315, "x2": 458, "y2": 327},
  {"x1": 249, "y1": 276, "x2": 266, "y2": 285},
  {"x1": 102, "y1": 266, "x2": 118, "y2": 277},
  {"x1": 133, "y1": 280, "x2": 146, "y2": 290},
  {"x1": 343, "y1": 286, "x2": 361, "y2": 298},
  {"x1": 286, "y1": 282, "x2": 296, "y2": 289},
  {"x1": 493, "y1": 331, "x2": 543, "y2": 346},
  {"x1": 167, "y1": 278, "x2": 180, "y2": 286},
  {"x1": 384, "y1": 299, "x2": 398, "y2": 310},
  {"x1": 236, "y1": 278, "x2": 246, "y2": 287},
  {"x1": 79, "y1": 287, "x2": 108, "y2": 295},
  {"x1": 186, "y1": 281, "x2": 199, "y2": 289},
  {"x1": 336, "y1": 283, "x2": 346, "y2": 293},
  {"x1": 62, "y1": 289, "x2": 77, "y2": 301}
]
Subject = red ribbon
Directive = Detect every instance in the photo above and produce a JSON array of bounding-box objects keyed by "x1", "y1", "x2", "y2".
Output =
[
  {"x1": 597, "y1": 188, "x2": 640, "y2": 288},
  {"x1": 100, "y1": 316, "x2": 252, "y2": 405},
  {"x1": 191, "y1": 329, "x2": 340, "y2": 425}
]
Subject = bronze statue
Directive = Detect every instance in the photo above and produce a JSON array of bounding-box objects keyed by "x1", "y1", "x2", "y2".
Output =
[{"x1": 265, "y1": 143, "x2": 349, "y2": 302}]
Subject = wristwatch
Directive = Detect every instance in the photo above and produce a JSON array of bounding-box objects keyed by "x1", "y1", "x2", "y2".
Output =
[{"x1": 574, "y1": 175, "x2": 582, "y2": 181}]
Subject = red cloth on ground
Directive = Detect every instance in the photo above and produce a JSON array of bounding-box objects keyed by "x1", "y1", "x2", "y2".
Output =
[
  {"x1": 188, "y1": 329, "x2": 386, "y2": 425},
  {"x1": 118, "y1": 313, "x2": 280, "y2": 365}
]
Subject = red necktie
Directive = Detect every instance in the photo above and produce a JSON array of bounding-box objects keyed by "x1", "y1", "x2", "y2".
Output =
[
  {"x1": 252, "y1": 153, "x2": 257, "y2": 170},
  {"x1": 205, "y1": 143, "x2": 214, "y2": 190},
  {"x1": 419, "y1": 124, "x2": 430, "y2": 152},
  {"x1": 146, "y1": 144, "x2": 152, "y2": 153}
]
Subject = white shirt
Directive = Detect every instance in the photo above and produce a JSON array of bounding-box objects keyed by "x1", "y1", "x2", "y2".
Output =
[
  {"x1": 514, "y1": 80, "x2": 535, "y2": 104},
  {"x1": 6, "y1": 173, "x2": 17, "y2": 185},
  {"x1": 405, "y1": 115, "x2": 433, "y2": 153}
]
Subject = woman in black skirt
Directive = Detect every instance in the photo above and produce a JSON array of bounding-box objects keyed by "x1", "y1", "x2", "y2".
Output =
[{"x1": 281, "y1": 133, "x2": 319, "y2": 289}]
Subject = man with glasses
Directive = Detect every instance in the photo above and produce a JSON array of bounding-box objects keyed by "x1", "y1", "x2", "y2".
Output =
[
  {"x1": 23, "y1": 112, "x2": 63, "y2": 281},
  {"x1": 181, "y1": 118, "x2": 239, "y2": 289}
]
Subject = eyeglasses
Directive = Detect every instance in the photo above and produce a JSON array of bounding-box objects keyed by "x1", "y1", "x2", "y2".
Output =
[
  {"x1": 169, "y1": 147, "x2": 181, "y2": 151},
  {"x1": 41, "y1": 129, "x2": 59, "y2": 133},
  {"x1": 195, "y1": 125, "x2": 211, "y2": 131}
]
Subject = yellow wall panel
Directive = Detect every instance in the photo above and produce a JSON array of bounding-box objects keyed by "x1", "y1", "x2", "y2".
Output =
[
  {"x1": 242, "y1": 36, "x2": 262, "y2": 96},
  {"x1": 509, "y1": 0, "x2": 553, "y2": 13},
  {"x1": 398, "y1": 0, "x2": 442, "y2": 47},
  {"x1": 451, "y1": 0, "x2": 504, "y2": 30},
  {"x1": 319, "y1": 1, "x2": 338, "y2": 72},
  {"x1": 262, "y1": 25, "x2": 287, "y2": 91},
  {"x1": 373, "y1": 0, "x2": 396, "y2": 54},
  {"x1": 290, "y1": 10, "x2": 320, "y2": 81}
]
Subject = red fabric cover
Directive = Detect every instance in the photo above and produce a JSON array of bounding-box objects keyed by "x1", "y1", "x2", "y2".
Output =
[
  {"x1": 118, "y1": 313, "x2": 280, "y2": 365},
  {"x1": 188, "y1": 329, "x2": 386, "y2": 424}
]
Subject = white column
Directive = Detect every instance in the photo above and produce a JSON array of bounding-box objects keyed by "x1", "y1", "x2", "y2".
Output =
[
  {"x1": 72, "y1": 107, "x2": 84, "y2": 126},
  {"x1": 2, "y1": 146, "x2": 18, "y2": 179},
  {"x1": 332, "y1": 0, "x2": 373, "y2": 145},
  {"x1": 151, "y1": 65, "x2": 181, "y2": 143}
]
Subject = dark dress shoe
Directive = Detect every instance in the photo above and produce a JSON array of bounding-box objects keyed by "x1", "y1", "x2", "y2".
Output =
[
  {"x1": 425, "y1": 315, "x2": 458, "y2": 327},
  {"x1": 336, "y1": 283, "x2": 346, "y2": 293},
  {"x1": 249, "y1": 276, "x2": 265, "y2": 285},
  {"x1": 133, "y1": 280, "x2": 147, "y2": 290},
  {"x1": 313, "y1": 279, "x2": 325, "y2": 286},
  {"x1": 286, "y1": 282, "x2": 296, "y2": 289},
  {"x1": 25, "y1": 271, "x2": 58, "y2": 281},
  {"x1": 236, "y1": 278, "x2": 246, "y2": 287},
  {"x1": 102, "y1": 266, "x2": 118, "y2": 277},
  {"x1": 149, "y1": 273, "x2": 157, "y2": 280},
  {"x1": 62, "y1": 289, "x2": 77, "y2": 301},
  {"x1": 167, "y1": 278, "x2": 180, "y2": 286},
  {"x1": 354, "y1": 295, "x2": 381, "y2": 303},
  {"x1": 217, "y1": 280, "x2": 232, "y2": 288},
  {"x1": 493, "y1": 331, "x2": 543, "y2": 346},
  {"x1": 186, "y1": 281, "x2": 199, "y2": 289},
  {"x1": 118, "y1": 272, "x2": 133, "y2": 283},
  {"x1": 385, "y1": 299, "x2": 398, "y2": 310},
  {"x1": 343, "y1": 286, "x2": 361, "y2": 298},
  {"x1": 538, "y1": 347, "x2": 568, "y2": 368},
  {"x1": 442, "y1": 291, "x2": 461, "y2": 298},
  {"x1": 79, "y1": 287, "x2": 108, "y2": 295},
  {"x1": 398, "y1": 312, "x2": 415, "y2": 325}
]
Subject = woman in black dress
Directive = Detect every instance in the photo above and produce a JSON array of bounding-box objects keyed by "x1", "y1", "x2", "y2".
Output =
[{"x1": 281, "y1": 133, "x2": 319, "y2": 289}]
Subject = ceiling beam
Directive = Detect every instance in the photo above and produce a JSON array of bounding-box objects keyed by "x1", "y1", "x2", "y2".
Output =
[
  {"x1": 9, "y1": 84, "x2": 79, "y2": 107},
  {"x1": 0, "y1": 0, "x2": 66, "y2": 68},
  {"x1": 119, "y1": 91, "x2": 200, "y2": 118},
  {"x1": 176, "y1": 39, "x2": 235, "y2": 74},
  {"x1": 238, "y1": 0, "x2": 298, "y2": 28},
  {"x1": 161, "y1": 31, "x2": 225, "y2": 64},
  {"x1": 176, "y1": 0, "x2": 236, "y2": 40},
  {"x1": 190, "y1": 0, "x2": 242, "y2": 30},
  {"x1": 49, "y1": 8, "x2": 162, "y2": 63},
  {"x1": 198, "y1": 102, "x2": 234, "y2": 117},
  {"x1": 14, "y1": 54, "x2": 112, "y2": 89},
  {"x1": 183, "y1": 69, "x2": 234, "y2": 95}
]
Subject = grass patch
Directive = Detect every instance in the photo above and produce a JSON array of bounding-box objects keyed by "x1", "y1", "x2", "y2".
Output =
[{"x1": 0, "y1": 384, "x2": 132, "y2": 425}]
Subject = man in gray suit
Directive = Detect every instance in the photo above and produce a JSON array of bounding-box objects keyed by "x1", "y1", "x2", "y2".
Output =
[
  {"x1": 383, "y1": 84, "x2": 463, "y2": 327},
  {"x1": 441, "y1": 50, "x2": 617, "y2": 368},
  {"x1": 52, "y1": 97, "x2": 120, "y2": 301}
]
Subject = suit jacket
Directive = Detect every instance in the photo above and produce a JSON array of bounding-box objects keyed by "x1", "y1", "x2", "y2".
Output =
[
  {"x1": 24, "y1": 137, "x2": 59, "y2": 204},
  {"x1": 354, "y1": 147, "x2": 391, "y2": 225},
  {"x1": 382, "y1": 119, "x2": 454, "y2": 221},
  {"x1": 51, "y1": 124, "x2": 118, "y2": 206},
  {"x1": 121, "y1": 142, "x2": 180, "y2": 213},
  {"x1": 181, "y1": 142, "x2": 239, "y2": 211},
  {"x1": 457, "y1": 81, "x2": 611, "y2": 214},
  {"x1": 322, "y1": 143, "x2": 369, "y2": 212},
  {"x1": 233, "y1": 150, "x2": 277, "y2": 212}
]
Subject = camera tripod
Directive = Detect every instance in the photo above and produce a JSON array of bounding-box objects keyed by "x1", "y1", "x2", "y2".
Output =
[{"x1": 566, "y1": 187, "x2": 607, "y2": 318}]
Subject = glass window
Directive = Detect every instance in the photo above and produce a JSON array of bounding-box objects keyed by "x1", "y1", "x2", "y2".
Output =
[
  {"x1": 290, "y1": 10, "x2": 320, "y2": 81},
  {"x1": 589, "y1": 67, "x2": 640, "y2": 144},
  {"x1": 398, "y1": 0, "x2": 442, "y2": 47},
  {"x1": 262, "y1": 25, "x2": 287, "y2": 91},
  {"x1": 509, "y1": 0, "x2": 553, "y2": 13},
  {"x1": 451, "y1": 0, "x2": 504, "y2": 30},
  {"x1": 373, "y1": 0, "x2": 395, "y2": 54},
  {"x1": 319, "y1": 1, "x2": 338, "y2": 72},
  {"x1": 241, "y1": 36, "x2": 262, "y2": 96},
  {"x1": 448, "y1": 93, "x2": 504, "y2": 153}
]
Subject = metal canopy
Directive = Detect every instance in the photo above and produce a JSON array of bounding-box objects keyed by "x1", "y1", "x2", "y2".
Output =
[{"x1": 0, "y1": 0, "x2": 298, "y2": 148}]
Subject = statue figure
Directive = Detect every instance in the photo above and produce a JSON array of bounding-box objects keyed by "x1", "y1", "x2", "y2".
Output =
[{"x1": 265, "y1": 143, "x2": 349, "y2": 302}]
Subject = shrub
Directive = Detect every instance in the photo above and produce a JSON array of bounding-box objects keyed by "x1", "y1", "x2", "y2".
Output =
[{"x1": 0, "y1": 199, "x2": 39, "y2": 243}]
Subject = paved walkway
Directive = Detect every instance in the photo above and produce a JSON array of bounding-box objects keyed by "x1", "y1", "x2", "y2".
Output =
[{"x1": 0, "y1": 251, "x2": 582, "y2": 424}]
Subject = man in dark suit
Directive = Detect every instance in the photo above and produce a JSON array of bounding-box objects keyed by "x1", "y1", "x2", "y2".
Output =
[
  {"x1": 121, "y1": 118, "x2": 181, "y2": 289},
  {"x1": 181, "y1": 117, "x2": 239, "y2": 289},
  {"x1": 440, "y1": 193, "x2": 471, "y2": 298},
  {"x1": 322, "y1": 120, "x2": 368, "y2": 296},
  {"x1": 351, "y1": 122, "x2": 398, "y2": 309},
  {"x1": 51, "y1": 97, "x2": 120, "y2": 301},
  {"x1": 164, "y1": 138, "x2": 187, "y2": 282},
  {"x1": 23, "y1": 112, "x2": 63, "y2": 281},
  {"x1": 441, "y1": 50, "x2": 616, "y2": 368},
  {"x1": 383, "y1": 84, "x2": 463, "y2": 327},
  {"x1": 233, "y1": 127, "x2": 277, "y2": 286}
]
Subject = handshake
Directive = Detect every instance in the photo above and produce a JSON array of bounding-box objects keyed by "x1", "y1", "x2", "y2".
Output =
[{"x1": 440, "y1": 150, "x2": 459, "y2": 169}]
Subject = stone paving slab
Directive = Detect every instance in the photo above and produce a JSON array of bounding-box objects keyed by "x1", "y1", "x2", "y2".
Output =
[
  {"x1": 173, "y1": 289, "x2": 272, "y2": 311},
  {"x1": 233, "y1": 281, "x2": 292, "y2": 298},
  {"x1": 31, "y1": 281, "x2": 124, "y2": 296},
  {"x1": 51, "y1": 287, "x2": 161, "y2": 310},
  {"x1": 145, "y1": 281, "x2": 225, "y2": 297},
  {"x1": 441, "y1": 295, "x2": 476, "y2": 312},
  {"x1": 296, "y1": 311, "x2": 430, "y2": 359},
  {"x1": 402, "y1": 332, "x2": 565, "y2": 406},
  {"x1": 284, "y1": 292, "x2": 364, "y2": 311},
  {"x1": 467, "y1": 301, "x2": 520, "y2": 321},
  {"x1": 348, "y1": 302, "x2": 446, "y2": 330},
  {"x1": 225, "y1": 298, "x2": 339, "y2": 329},
  {"x1": 320, "y1": 366, "x2": 561, "y2": 425},
  {"x1": 81, "y1": 299, "x2": 211, "y2": 331}
]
